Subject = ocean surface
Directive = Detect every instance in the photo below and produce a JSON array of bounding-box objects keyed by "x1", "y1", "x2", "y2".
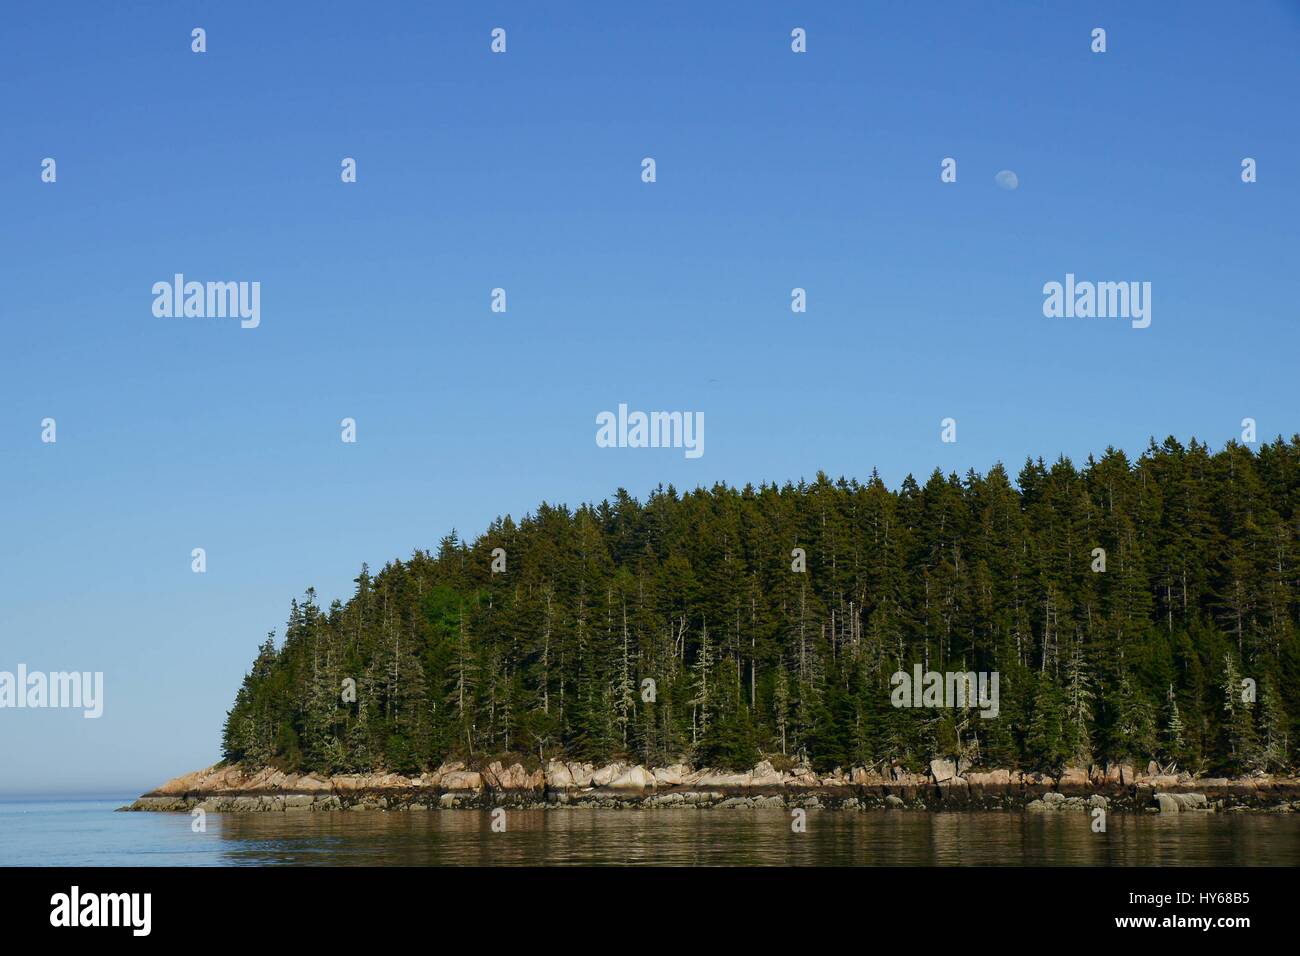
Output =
[{"x1": 2, "y1": 797, "x2": 1298, "y2": 866}]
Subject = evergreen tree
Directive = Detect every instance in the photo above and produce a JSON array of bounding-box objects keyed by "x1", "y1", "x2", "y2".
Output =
[
  {"x1": 215, "y1": 437, "x2": 1300, "y2": 776},
  {"x1": 1257, "y1": 677, "x2": 1290, "y2": 772},
  {"x1": 1161, "y1": 684, "x2": 1189, "y2": 769},
  {"x1": 1219, "y1": 653, "x2": 1260, "y2": 773}
]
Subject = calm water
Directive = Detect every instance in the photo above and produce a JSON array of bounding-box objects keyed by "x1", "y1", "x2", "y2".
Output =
[{"x1": 2, "y1": 798, "x2": 1298, "y2": 866}]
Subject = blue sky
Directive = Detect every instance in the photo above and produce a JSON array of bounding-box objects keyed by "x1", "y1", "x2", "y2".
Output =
[{"x1": 2, "y1": 1, "x2": 1298, "y2": 794}]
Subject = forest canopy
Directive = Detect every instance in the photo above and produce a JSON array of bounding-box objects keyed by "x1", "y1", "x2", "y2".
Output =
[{"x1": 222, "y1": 437, "x2": 1300, "y2": 777}]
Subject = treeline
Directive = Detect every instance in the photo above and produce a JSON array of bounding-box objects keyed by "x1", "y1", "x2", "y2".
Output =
[{"x1": 222, "y1": 437, "x2": 1300, "y2": 777}]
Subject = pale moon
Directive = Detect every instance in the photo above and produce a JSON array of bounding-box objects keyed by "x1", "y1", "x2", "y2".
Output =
[{"x1": 995, "y1": 169, "x2": 1019, "y2": 190}]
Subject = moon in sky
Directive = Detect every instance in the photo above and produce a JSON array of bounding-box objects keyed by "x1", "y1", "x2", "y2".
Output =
[{"x1": 995, "y1": 169, "x2": 1019, "y2": 190}]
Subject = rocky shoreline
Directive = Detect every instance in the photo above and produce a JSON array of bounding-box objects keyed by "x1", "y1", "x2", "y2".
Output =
[{"x1": 123, "y1": 759, "x2": 1300, "y2": 815}]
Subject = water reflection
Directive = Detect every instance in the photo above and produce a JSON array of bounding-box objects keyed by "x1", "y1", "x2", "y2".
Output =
[{"x1": 209, "y1": 809, "x2": 1300, "y2": 866}]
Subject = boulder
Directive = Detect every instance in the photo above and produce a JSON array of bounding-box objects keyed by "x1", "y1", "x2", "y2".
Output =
[
  {"x1": 653, "y1": 764, "x2": 689, "y2": 786},
  {"x1": 718, "y1": 797, "x2": 754, "y2": 809},
  {"x1": 607, "y1": 766, "x2": 656, "y2": 790},
  {"x1": 648, "y1": 792, "x2": 685, "y2": 807},
  {"x1": 240, "y1": 768, "x2": 276, "y2": 790},
  {"x1": 506, "y1": 773, "x2": 532, "y2": 792},
  {"x1": 1155, "y1": 793, "x2": 1180, "y2": 814},
  {"x1": 850, "y1": 767, "x2": 886, "y2": 786},
  {"x1": 930, "y1": 758, "x2": 959, "y2": 783},
  {"x1": 789, "y1": 765, "x2": 818, "y2": 786},
  {"x1": 545, "y1": 760, "x2": 574, "y2": 790},
  {"x1": 828, "y1": 768, "x2": 856, "y2": 786},
  {"x1": 423, "y1": 762, "x2": 462, "y2": 787},
  {"x1": 1058, "y1": 767, "x2": 1089, "y2": 788},
  {"x1": 441, "y1": 771, "x2": 483, "y2": 791},
  {"x1": 1171, "y1": 793, "x2": 1208, "y2": 811},
  {"x1": 296, "y1": 774, "x2": 332, "y2": 793},
  {"x1": 750, "y1": 760, "x2": 785, "y2": 787},
  {"x1": 889, "y1": 771, "x2": 927, "y2": 787},
  {"x1": 590, "y1": 763, "x2": 626, "y2": 787},
  {"x1": 682, "y1": 791, "x2": 723, "y2": 804},
  {"x1": 482, "y1": 762, "x2": 538, "y2": 790},
  {"x1": 151, "y1": 768, "x2": 212, "y2": 795},
  {"x1": 568, "y1": 763, "x2": 596, "y2": 787}
]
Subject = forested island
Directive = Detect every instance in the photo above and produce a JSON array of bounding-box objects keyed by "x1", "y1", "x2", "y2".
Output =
[{"x1": 210, "y1": 436, "x2": 1298, "y2": 790}]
